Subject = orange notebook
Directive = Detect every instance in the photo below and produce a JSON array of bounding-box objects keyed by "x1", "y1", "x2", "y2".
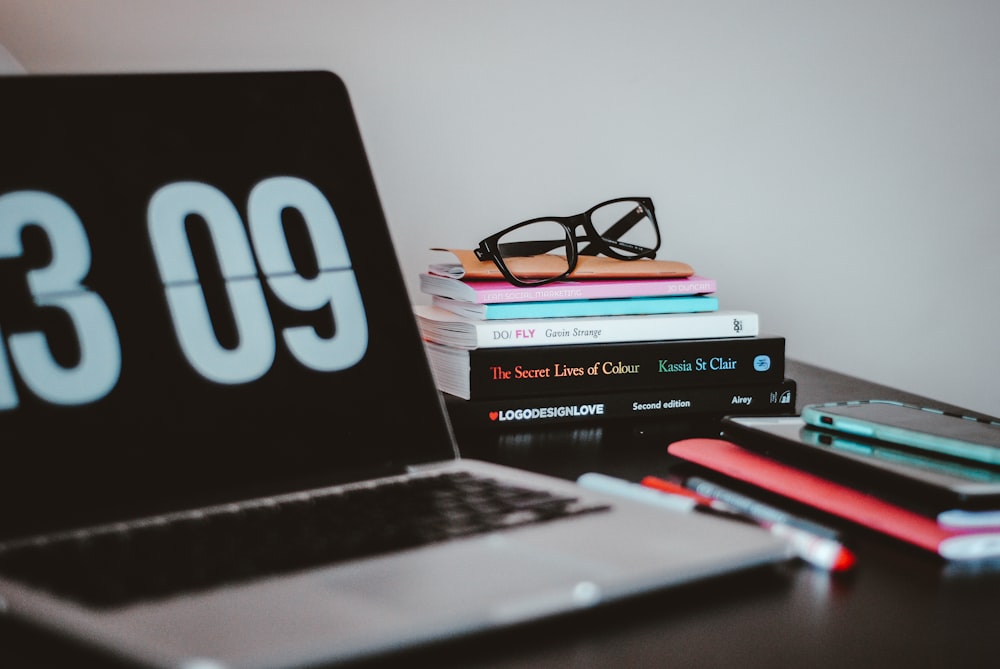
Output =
[{"x1": 430, "y1": 248, "x2": 695, "y2": 281}]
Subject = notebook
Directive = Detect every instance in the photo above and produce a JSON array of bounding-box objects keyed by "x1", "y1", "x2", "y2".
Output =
[{"x1": 0, "y1": 70, "x2": 789, "y2": 669}]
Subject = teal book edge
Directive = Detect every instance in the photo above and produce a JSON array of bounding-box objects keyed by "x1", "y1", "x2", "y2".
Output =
[{"x1": 437, "y1": 294, "x2": 720, "y2": 320}]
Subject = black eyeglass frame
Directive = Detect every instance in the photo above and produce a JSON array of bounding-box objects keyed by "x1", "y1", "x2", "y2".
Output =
[{"x1": 474, "y1": 196, "x2": 661, "y2": 287}]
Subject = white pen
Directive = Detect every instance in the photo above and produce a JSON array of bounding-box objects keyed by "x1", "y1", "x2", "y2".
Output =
[{"x1": 576, "y1": 472, "x2": 698, "y2": 513}]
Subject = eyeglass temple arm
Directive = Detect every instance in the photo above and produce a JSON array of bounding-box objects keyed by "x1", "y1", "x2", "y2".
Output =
[{"x1": 578, "y1": 207, "x2": 648, "y2": 256}]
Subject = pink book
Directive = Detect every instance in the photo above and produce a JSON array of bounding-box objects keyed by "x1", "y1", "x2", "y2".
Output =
[
  {"x1": 667, "y1": 438, "x2": 1000, "y2": 561},
  {"x1": 419, "y1": 272, "x2": 716, "y2": 304}
]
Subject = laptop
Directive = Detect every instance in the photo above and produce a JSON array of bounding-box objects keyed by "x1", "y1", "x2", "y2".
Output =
[{"x1": 0, "y1": 70, "x2": 789, "y2": 669}]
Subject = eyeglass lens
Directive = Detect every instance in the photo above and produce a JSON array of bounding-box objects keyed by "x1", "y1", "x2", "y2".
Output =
[
  {"x1": 493, "y1": 219, "x2": 573, "y2": 283},
  {"x1": 584, "y1": 200, "x2": 658, "y2": 257}
]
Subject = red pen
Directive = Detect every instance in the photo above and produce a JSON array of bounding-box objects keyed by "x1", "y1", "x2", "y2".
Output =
[
  {"x1": 641, "y1": 475, "x2": 856, "y2": 572},
  {"x1": 640, "y1": 476, "x2": 725, "y2": 509}
]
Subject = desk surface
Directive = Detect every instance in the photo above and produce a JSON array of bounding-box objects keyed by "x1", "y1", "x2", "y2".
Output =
[{"x1": 4, "y1": 359, "x2": 999, "y2": 668}]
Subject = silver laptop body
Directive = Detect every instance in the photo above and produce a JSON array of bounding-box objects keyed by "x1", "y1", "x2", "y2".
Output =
[{"x1": 0, "y1": 70, "x2": 788, "y2": 669}]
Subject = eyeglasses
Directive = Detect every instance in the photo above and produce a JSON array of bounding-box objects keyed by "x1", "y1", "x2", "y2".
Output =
[{"x1": 474, "y1": 197, "x2": 661, "y2": 287}]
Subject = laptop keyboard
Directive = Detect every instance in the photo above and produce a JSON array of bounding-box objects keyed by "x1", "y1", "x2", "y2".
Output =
[{"x1": 0, "y1": 471, "x2": 609, "y2": 609}]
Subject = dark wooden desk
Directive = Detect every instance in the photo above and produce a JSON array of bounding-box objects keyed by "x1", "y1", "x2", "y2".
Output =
[
  {"x1": 4, "y1": 360, "x2": 999, "y2": 668},
  {"x1": 431, "y1": 359, "x2": 1000, "y2": 669}
]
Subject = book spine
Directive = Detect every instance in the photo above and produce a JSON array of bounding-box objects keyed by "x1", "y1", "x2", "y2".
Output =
[
  {"x1": 476, "y1": 278, "x2": 717, "y2": 303},
  {"x1": 444, "y1": 379, "x2": 796, "y2": 429},
  {"x1": 463, "y1": 336, "x2": 786, "y2": 399},
  {"x1": 474, "y1": 295, "x2": 719, "y2": 320},
  {"x1": 437, "y1": 311, "x2": 758, "y2": 349},
  {"x1": 423, "y1": 275, "x2": 718, "y2": 303}
]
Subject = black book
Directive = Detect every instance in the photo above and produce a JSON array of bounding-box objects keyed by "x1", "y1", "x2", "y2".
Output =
[
  {"x1": 424, "y1": 335, "x2": 786, "y2": 400},
  {"x1": 443, "y1": 378, "x2": 796, "y2": 429}
]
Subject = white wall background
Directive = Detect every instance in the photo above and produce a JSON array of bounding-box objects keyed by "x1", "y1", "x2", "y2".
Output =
[{"x1": 1, "y1": 0, "x2": 998, "y2": 417}]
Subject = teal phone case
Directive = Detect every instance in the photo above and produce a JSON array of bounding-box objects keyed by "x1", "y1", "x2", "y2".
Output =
[{"x1": 801, "y1": 400, "x2": 1000, "y2": 466}]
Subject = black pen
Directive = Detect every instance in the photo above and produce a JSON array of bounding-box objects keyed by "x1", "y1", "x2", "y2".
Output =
[{"x1": 684, "y1": 476, "x2": 841, "y2": 539}]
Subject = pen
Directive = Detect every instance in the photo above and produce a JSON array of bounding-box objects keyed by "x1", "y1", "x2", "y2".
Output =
[
  {"x1": 662, "y1": 475, "x2": 855, "y2": 572},
  {"x1": 637, "y1": 476, "x2": 732, "y2": 510},
  {"x1": 682, "y1": 476, "x2": 842, "y2": 539},
  {"x1": 576, "y1": 472, "x2": 855, "y2": 572},
  {"x1": 577, "y1": 472, "x2": 698, "y2": 513}
]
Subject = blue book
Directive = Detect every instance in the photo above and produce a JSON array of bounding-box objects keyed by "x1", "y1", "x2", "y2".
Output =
[{"x1": 429, "y1": 294, "x2": 719, "y2": 320}]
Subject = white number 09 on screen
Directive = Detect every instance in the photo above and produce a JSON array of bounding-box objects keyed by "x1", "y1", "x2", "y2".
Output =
[{"x1": 0, "y1": 176, "x2": 369, "y2": 409}]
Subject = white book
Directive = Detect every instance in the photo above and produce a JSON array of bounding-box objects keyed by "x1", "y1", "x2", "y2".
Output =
[{"x1": 413, "y1": 304, "x2": 759, "y2": 350}]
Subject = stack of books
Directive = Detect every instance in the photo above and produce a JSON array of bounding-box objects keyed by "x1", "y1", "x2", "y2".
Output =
[{"x1": 414, "y1": 255, "x2": 796, "y2": 429}]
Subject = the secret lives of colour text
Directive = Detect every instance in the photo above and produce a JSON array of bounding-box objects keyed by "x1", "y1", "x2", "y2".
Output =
[{"x1": 488, "y1": 358, "x2": 739, "y2": 380}]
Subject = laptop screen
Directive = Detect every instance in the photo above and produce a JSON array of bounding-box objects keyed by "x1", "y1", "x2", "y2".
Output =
[{"x1": 0, "y1": 71, "x2": 456, "y2": 541}]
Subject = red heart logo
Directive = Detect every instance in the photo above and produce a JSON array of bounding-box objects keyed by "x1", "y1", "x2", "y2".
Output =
[{"x1": 489, "y1": 411, "x2": 499, "y2": 421}]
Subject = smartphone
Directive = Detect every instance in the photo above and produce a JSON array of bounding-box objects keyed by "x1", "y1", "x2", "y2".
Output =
[
  {"x1": 800, "y1": 400, "x2": 1000, "y2": 466},
  {"x1": 721, "y1": 414, "x2": 1000, "y2": 510}
]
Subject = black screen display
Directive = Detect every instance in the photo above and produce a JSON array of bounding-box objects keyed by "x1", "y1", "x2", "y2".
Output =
[{"x1": 0, "y1": 71, "x2": 454, "y2": 540}]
